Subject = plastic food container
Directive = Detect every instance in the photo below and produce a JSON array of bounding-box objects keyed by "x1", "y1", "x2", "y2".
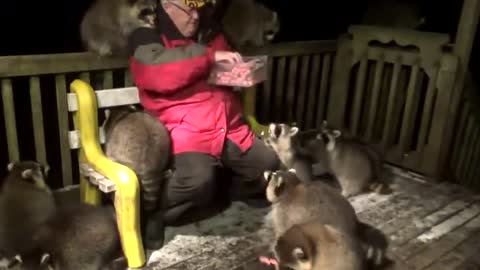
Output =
[{"x1": 208, "y1": 55, "x2": 268, "y2": 88}]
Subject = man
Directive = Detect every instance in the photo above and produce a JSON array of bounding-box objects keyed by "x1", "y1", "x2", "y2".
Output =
[{"x1": 128, "y1": 0, "x2": 280, "y2": 249}]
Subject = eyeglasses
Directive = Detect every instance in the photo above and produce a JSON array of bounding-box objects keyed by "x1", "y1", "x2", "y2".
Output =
[{"x1": 168, "y1": 1, "x2": 198, "y2": 17}]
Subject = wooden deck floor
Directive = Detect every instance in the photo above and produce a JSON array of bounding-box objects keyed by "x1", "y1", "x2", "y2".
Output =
[{"x1": 144, "y1": 166, "x2": 480, "y2": 270}]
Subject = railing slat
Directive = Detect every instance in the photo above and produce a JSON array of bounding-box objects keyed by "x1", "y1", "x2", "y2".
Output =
[
  {"x1": 103, "y1": 70, "x2": 113, "y2": 89},
  {"x1": 80, "y1": 72, "x2": 90, "y2": 83},
  {"x1": 365, "y1": 57, "x2": 385, "y2": 140},
  {"x1": 465, "y1": 126, "x2": 480, "y2": 186},
  {"x1": 351, "y1": 57, "x2": 368, "y2": 134},
  {"x1": 286, "y1": 57, "x2": 299, "y2": 122},
  {"x1": 304, "y1": 54, "x2": 321, "y2": 129},
  {"x1": 261, "y1": 57, "x2": 274, "y2": 122},
  {"x1": 417, "y1": 67, "x2": 440, "y2": 150},
  {"x1": 399, "y1": 65, "x2": 420, "y2": 152},
  {"x1": 315, "y1": 53, "x2": 332, "y2": 127},
  {"x1": 461, "y1": 124, "x2": 479, "y2": 183},
  {"x1": 55, "y1": 74, "x2": 73, "y2": 187},
  {"x1": 296, "y1": 55, "x2": 310, "y2": 127},
  {"x1": 450, "y1": 102, "x2": 469, "y2": 177},
  {"x1": 1, "y1": 79, "x2": 19, "y2": 162},
  {"x1": 124, "y1": 69, "x2": 133, "y2": 87},
  {"x1": 457, "y1": 115, "x2": 475, "y2": 181},
  {"x1": 273, "y1": 57, "x2": 286, "y2": 122},
  {"x1": 29, "y1": 76, "x2": 47, "y2": 164},
  {"x1": 382, "y1": 61, "x2": 401, "y2": 147}
]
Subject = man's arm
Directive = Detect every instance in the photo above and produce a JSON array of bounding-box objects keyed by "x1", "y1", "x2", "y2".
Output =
[{"x1": 128, "y1": 27, "x2": 216, "y2": 94}]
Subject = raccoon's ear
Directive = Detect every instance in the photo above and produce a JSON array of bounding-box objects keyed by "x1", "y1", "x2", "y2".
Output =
[
  {"x1": 332, "y1": 130, "x2": 341, "y2": 138},
  {"x1": 288, "y1": 168, "x2": 296, "y2": 174},
  {"x1": 42, "y1": 164, "x2": 50, "y2": 177},
  {"x1": 7, "y1": 162, "x2": 15, "y2": 172},
  {"x1": 263, "y1": 170, "x2": 273, "y2": 182},
  {"x1": 292, "y1": 247, "x2": 307, "y2": 261},
  {"x1": 289, "y1": 127, "x2": 299, "y2": 136},
  {"x1": 21, "y1": 169, "x2": 33, "y2": 179}
]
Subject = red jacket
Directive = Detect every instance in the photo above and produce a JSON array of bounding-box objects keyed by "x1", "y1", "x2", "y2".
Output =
[{"x1": 127, "y1": 11, "x2": 253, "y2": 158}]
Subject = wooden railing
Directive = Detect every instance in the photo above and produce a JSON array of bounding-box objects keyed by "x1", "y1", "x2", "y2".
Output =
[
  {"x1": 448, "y1": 74, "x2": 480, "y2": 191},
  {"x1": 0, "y1": 40, "x2": 337, "y2": 189}
]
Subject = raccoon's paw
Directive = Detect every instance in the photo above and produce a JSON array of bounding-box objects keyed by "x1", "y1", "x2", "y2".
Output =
[
  {"x1": 369, "y1": 182, "x2": 393, "y2": 195},
  {"x1": 92, "y1": 43, "x2": 113, "y2": 57}
]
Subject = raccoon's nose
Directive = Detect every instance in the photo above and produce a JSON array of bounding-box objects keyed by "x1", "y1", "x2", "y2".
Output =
[{"x1": 274, "y1": 125, "x2": 282, "y2": 138}]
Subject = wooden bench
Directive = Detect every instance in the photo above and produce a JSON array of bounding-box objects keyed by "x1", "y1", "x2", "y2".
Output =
[{"x1": 66, "y1": 79, "x2": 267, "y2": 268}]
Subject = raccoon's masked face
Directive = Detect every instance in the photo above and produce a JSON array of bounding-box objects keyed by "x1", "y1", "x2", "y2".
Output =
[
  {"x1": 256, "y1": 4, "x2": 280, "y2": 43},
  {"x1": 128, "y1": 0, "x2": 158, "y2": 28},
  {"x1": 264, "y1": 123, "x2": 299, "y2": 153},
  {"x1": 316, "y1": 129, "x2": 341, "y2": 152},
  {"x1": 264, "y1": 168, "x2": 299, "y2": 203},
  {"x1": 7, "y1": 161, "x2": 51, "y2": 193}
]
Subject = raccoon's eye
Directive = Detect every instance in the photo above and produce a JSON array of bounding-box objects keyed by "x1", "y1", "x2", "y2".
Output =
[{"x1": 139, "y1": 8, "x2": 156, "y2": 18}]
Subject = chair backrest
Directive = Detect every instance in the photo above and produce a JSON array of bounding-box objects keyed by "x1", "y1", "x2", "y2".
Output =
[{"x1": 66, "y1": 87, "x2": 140, "y2": 150}]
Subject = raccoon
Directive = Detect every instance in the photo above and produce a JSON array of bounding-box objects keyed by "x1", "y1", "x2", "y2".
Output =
[
  {"x1": 261, "y1": 123, "x2": 317, "y2": 183},
  {"x1": 0, "y1": 161, "x2": 56, "y2": 263},
  {"x1": 273, "y1": 222, "x2": 365, "y2": 270},
  {"x1": 103, "y1": 106, "x2": 171, "y2": 249},
  {"x1": 20, "y1": 204, "x2": 122, "y2": 270},
  {"x1": 264, "y1": 169, "x2": 390, "y2": 268},
  {"x1": 220, "y1": 0, "x2": 280, "y2": 49},
  {"x1": 80, "y1": 0, "x2": 157, "y2": 57},
  {"x1": 317, "y1": 128, "x2": 391, "y2": 198}
]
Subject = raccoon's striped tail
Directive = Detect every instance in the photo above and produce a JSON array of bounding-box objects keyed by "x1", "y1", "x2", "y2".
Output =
[
  {"x1": 357, "y1": 222, "x2": 394, "y2": 268},
  {"x1": 369, "y1": 181, "x2": 392, "y2": 195}
]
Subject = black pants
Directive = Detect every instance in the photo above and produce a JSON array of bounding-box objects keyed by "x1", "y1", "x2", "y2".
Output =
[{"x1": 162, "y1": 137, "x2": 280, "y2": 225}]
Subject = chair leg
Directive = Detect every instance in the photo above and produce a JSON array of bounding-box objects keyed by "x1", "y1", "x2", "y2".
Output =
[
  {"x1": 80, "y1": 176, "x2": 102, "y2": 206},
  {"x1": 113, "y1": 178, "x2": 146, "y2": 268}
]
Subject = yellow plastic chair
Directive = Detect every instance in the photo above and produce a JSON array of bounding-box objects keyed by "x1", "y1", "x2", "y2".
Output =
[
  {"x1": 70, "y1": 79, "x2": 145, "y2": 269},
  {"x1": 70, "y1": 80, "x2": 267, "y2": 269}
]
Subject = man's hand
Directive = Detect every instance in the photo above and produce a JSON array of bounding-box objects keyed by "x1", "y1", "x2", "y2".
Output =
[{"x1": 214, "y1": 51, "x2": 242, "y2": 64}]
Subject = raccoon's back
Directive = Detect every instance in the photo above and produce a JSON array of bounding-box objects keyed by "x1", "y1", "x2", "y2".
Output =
[
  {"x1": 36, "y1": 205, "x2": 119, "y2": 268},
  {"x1": 274, "y1": 182, "x2": 358, "y2": 236},
  {"x1": 105, "y1": 111, "x2": 171, "y2": 175},
  {"x1": 80, "y1": 0, "x2": 124, "y2": 42},
  {"x1": 0, "y1": 186, "x2": 56, "y2": 254},
  {"x1": 329, "y1": 141, "x2": 373, "y2": 178}
]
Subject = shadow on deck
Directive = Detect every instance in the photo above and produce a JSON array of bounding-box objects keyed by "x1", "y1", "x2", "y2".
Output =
[{"x1": 142, "y1": 166, "x2": 480, "y2": 270}]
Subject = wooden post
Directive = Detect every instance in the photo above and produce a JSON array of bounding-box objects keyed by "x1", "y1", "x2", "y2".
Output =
[{"x1": 440, "y1": 0, "x2": 480, "y2": 180}]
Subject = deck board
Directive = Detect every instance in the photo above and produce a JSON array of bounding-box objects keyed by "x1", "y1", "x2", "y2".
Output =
[{"x1": 143, "y1": 166, "x2": 480, "y2": 270}]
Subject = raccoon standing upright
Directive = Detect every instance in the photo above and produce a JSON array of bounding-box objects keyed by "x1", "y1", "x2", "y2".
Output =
[
  {"x1": 317, "y1": 128, "x2": 391, "y2": 198},
  {"x1": 262, "y1": 123, "x2": 317, "y2": 182},
  {"x1": 0, "y1": 161, "x2": 56, "y2": 263},
  {"x1": 80, "y1": 0, "x2": 158, "y2": 57}
]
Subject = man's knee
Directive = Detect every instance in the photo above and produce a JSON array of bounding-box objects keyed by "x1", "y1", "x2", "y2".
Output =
[
  {"x1": 188, "y1": 165, "x2": 216, "y2": 206},
  {"x1": 169, "y1": 153, "x2": 217, "y2": 207}
]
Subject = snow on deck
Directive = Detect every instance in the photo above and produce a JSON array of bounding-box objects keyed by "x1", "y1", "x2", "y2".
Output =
[{"x1": 144, "y1": 166, "x2": 480, "y2": 270}]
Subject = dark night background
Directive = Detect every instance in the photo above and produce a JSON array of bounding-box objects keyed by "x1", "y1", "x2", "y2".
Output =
[
  {"x1": 0, "y1": 0, "x2": 478, "y2": 189},
  {"x1": 0, "y1": 0, "x2": 475, "y2": 65}
]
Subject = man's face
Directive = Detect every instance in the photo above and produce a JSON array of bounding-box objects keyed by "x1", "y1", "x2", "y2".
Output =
[{"x1": 163, "y1": 1, "x2": 200, "y2": 37}]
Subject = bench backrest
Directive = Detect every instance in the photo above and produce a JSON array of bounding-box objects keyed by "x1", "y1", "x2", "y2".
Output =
[{"x1": 66, "y1": 87, "x2": 140, "y2": 150}]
